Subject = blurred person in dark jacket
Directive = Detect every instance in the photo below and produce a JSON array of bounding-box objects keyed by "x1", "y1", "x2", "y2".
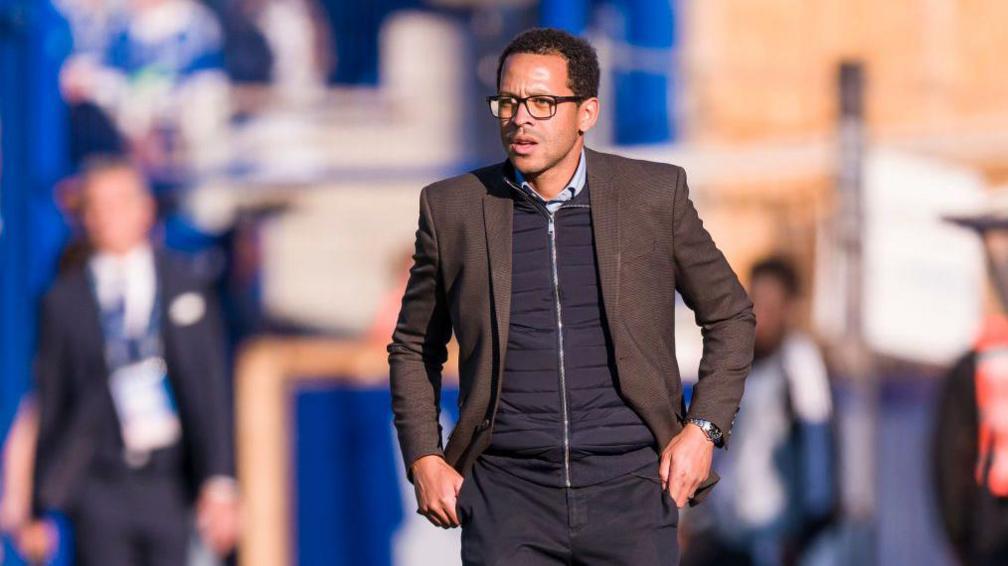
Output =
[
  {"x1": 682, "y1": 257, "x2": 837, "y2": 566},
  {"x1": 32, "y1": 157, "x2": 239, "y2": 566},
  {"x1": 934, "y1": 208, "x2": 1008, "y2": 566}
]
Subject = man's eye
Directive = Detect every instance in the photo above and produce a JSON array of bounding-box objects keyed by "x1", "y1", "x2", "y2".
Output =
[{"x1": 529, "y1": 97, "x2": 553, "y2": 109}]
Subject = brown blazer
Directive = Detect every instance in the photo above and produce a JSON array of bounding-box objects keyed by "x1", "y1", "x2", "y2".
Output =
[{"x1": 388, "y1": 148, "x2": 755, "y2": 502}]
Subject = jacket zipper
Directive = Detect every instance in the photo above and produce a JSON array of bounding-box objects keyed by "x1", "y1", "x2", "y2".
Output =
[
  {"x1": 506, "y1": 178, "x2": 573, "y2": 488},
  {"x1": 547, "y1": 214, "x2": 573, "y2": 487}
]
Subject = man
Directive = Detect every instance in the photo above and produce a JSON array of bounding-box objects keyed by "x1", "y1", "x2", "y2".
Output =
[
  {"x1": 933, "y1": 208, "x2": 1008, "y2": 565},
  {"x1": 683, "y1": 257, "x2": 835, "y2": 566},
  {"x1": 388, "y1": 28, "x2": 755, "y2": 565},
  {"x1": 32, "y1": 157, "x2": 239, "y2": 565}
]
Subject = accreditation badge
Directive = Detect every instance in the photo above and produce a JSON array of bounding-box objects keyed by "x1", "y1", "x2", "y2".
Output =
[{"x1": 108, "y1": 356, "x2": 182, "y2": 464}]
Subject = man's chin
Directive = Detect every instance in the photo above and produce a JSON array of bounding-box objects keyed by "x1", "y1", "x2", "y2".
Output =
[{"x1": 508, "y1": 153, "x2": 544, "y2": 176}]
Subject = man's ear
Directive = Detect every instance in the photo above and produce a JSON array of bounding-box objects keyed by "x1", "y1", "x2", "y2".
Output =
[{"x1": 577, "y1": 97, "x2": 600, "y2": 135}]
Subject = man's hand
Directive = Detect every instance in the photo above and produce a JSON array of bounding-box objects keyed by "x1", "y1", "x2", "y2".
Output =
[
  {"x1": 14, "y1": 519, "x2": 58, "y2": 563},
  {"x1": 411, "y1": 454, "x2": 464, "y2": 528},
  {"x1": 196, "y1": 477, "x2": 241, "y2": 556},
  {"x1": 659, "y1": 423, "x2": 714, "y2": 508}
]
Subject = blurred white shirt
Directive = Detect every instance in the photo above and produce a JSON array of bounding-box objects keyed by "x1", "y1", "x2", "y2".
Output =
[{"x1": 89, "y1": 243, "x2": 156, "y2": 336}]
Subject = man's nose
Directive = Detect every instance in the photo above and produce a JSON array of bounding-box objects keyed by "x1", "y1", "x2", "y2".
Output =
[{"x1": 510, "y1": 100, "x2": 535, "y2": 126}]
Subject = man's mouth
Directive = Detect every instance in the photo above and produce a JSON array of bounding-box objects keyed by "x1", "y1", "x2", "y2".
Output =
[{"x1": 509, "y1": 138, "x2": 537, "y2": 156}]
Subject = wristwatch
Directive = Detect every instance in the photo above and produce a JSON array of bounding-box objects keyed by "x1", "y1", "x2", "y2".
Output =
[{"x1": 687, "y1": 417, "x2": 724, "y2": 447}]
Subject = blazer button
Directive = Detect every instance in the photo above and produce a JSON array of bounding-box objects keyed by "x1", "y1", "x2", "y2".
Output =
[{"x1": 477, "y1": 418, "x2": 491, "y2": 431}]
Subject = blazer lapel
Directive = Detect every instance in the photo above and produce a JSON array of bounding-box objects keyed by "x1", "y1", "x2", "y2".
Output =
[
  {"x1": 153, "y1": 249, "x2": 174, "y2": 345},
  {"x1": 482, "y1": 163, "x2": 514, "y2": 366},
  {"x1": 153, "y1": 249, "x2": 190, "y2": 381},
  {"x1": 586, "y1": 148, "x2": 620, "y2": 326},
  {"x1": 70, "y1": 268, "x2": 110, "y2": 380}
]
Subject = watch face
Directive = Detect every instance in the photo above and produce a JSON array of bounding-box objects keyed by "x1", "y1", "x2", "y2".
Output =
[{"x1": 690, "y1": 418, "x2": 721, "y2": 442}]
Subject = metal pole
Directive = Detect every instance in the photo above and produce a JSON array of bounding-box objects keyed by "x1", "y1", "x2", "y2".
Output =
[{"x1": 836, "y1": 60, "x2": 877, "y2": 565}]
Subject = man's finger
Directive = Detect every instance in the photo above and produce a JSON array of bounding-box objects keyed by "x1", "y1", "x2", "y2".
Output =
[
  {"x1": 431, "y1": 510, "x2": 449, "y2": 528},
  {"x1": 658, "y1": 450, "x2": 672, "y2": 487},
  {"x1": 672, "y1": 484, "x2": 689, "y2": 508},
  {"x1": 433, "y1": 501, "x2": 458, "y2": 529},
  {"x1": 667, "y1": 473, "x2": 691, "y2": 508},
  {"x1": 445, "y1": 497, "x2": 460, "y2": 527},
  {"x1": 689, "y1": 477, "x2": 703, "y2": 499},
  {"x1": 418, "y1": 507, "x2": 447, "y2": 528}
]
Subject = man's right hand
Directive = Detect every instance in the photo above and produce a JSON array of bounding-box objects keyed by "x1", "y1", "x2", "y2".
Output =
[{"x1": 411, "y1": 455, "x2": 464, "y2": 528}]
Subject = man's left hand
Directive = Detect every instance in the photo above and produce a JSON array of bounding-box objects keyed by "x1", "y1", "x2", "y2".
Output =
[
  {"x1": 659, "y1": 423, "x2": 714, "y2": 508},
  {"x1": 196, "y1": 477, "x2": 241, "y2": 556}
]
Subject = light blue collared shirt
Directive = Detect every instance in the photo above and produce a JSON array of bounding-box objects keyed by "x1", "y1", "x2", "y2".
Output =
[{"x1": 513, "y1": 148, "x2": 587, "y2": 213}]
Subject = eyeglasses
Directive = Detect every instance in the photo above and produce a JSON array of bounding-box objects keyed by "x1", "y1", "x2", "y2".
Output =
[{"x1": 487, "y1": 94, "x2": 585, "y2": 120}]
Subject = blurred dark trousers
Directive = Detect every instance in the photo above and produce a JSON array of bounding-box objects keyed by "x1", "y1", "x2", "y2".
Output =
[
  {"x1": 71, "y1": 470, "x2": 191, "y2": 566},
  {"x1": 457, "y1": 457, "x2": 680, "y2": 565}
]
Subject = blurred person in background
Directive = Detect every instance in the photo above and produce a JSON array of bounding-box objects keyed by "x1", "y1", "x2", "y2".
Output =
[
  {"x1": 31, "y1": 157, "x2": 239, "y2": 566},
  {"x1": 389, "y1": 28, "x2": 755, "y2": 565},
  {"x1": 934, "y1": 208, "x2": 1008, "y2": 566},
  {"x1": 681, "y1": 256, "x2": 837, "y2": 566}
]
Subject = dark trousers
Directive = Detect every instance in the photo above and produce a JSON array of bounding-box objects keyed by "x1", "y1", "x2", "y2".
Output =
[
  {"x1": 458, "y1": 456, "x2": 680, "y2": 565},
  {"x1": 71, "y1": 471, "x2": 191, "y2": 566}
]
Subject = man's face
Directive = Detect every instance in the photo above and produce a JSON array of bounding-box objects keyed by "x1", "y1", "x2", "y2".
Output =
[
  {"x1": 496, "y1": 53, "x2": 598, "y2": 176},
  {"x1": 82, "y1": 168, "x2": 156, "y2": 255},
  {"x1": 751, "y1": 275, "x2": 792, "y2": 355}
]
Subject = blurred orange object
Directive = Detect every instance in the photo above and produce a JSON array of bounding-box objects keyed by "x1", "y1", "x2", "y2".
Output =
[{"x1": 973, "y1": 314, "x2": 1008, "y2": 496}]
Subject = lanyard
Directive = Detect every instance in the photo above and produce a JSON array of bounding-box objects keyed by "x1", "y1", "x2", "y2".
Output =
[{"x1": 88, "y1": 269, "x2": 164, "y2": 371}]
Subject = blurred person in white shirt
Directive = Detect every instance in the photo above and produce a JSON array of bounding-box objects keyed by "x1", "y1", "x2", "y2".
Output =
[{"x1": 682, "y1": 256, "x2": 837, "y2": 566}]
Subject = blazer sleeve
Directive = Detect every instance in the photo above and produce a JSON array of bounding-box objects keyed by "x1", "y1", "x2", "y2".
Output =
[
  {"x1": 387, "y1": 187, "x2": 453, "y2": 480},
  {"x1": 32, "y1": 292, "x2": 69, "y2": 515},
  {"x1": 672, "y1": 167, "x2": 756, "y2": 447},
  {"x1": 193, "y1": 288, "x2": 234, "y2": 482}
]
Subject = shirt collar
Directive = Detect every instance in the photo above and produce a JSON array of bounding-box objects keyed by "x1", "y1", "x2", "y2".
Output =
[
  {"x1": 89, "y1": 243, "x2": 158, "y2": 335},
  {"x1": 89, "y1": 243, "x2": 155, "y2": 300},
  {"x1": 512, "y1": 147, "x2": 587, "y2": 211},
  {"x1": 90, "y1": 243, "x2": 154, "y2": 277}
]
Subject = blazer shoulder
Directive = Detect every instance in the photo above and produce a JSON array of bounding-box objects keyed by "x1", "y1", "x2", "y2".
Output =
[
  {"x1": 425, "y1": 161, "x2": 508, "y2": 196},
  {"x1": 610, "y1": 152, "x2": 684, "y2": 179},
  {"x1": 587, "y1": 150, "x2": 686, "y2": 206},
  {"x1": 587, "y1": 148, "x2": 684, "y2": 185},
  {"x1": 156, "y1": 248, "x2": 221, "y2": 290},
  {"x1": 42, "y1": 266, "x2": 89, "y2": 311}
]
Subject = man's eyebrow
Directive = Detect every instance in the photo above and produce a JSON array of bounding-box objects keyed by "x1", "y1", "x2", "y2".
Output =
[{"x1": 497, "y1": 89, "x2": 558, "y2": 97}]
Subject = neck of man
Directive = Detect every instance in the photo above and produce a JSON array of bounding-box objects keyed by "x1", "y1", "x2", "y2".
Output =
[
  {"x1": 522, "y1": 140, "x2": 584, "y2": 201},
  {"x1": 97, "y1": 239, "x2": 151, "y2": 259}
]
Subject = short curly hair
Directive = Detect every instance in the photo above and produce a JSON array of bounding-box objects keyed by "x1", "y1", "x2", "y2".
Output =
[
  {"x1": 750, "y1": 256, "x2": 801, "y2": 298},
  {"x1": 496, "y1": 28, "x2": 600, "y2": 99}
]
